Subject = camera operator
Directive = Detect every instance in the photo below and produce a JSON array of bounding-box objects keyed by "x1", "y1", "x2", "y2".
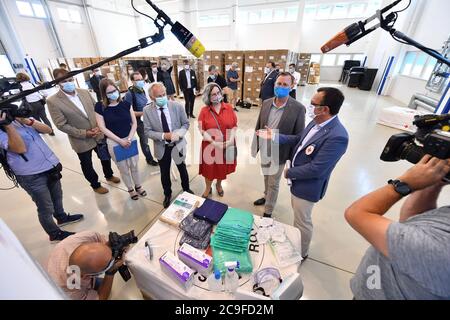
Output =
[
  {"x1": 0, "y1": 112, "x2": 84, "y2": 242},
  {"x1": 46, "y1": 231, "x2": 125, "y2": 300},
  {"x1": 345, "y1": 155, "x2": 450, "y2": 299}
]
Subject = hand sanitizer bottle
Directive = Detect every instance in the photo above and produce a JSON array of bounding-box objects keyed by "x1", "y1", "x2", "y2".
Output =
[
  {"x1": 224, "y1": 261, "x2": 240, "y2": 294},
  {"x1": 208, "y1": 270, "x2": 223, "y2": 292}
]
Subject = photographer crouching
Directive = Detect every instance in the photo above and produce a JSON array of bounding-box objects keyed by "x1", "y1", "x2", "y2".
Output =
[
  {"x1": 0, "y1": 112, "x2": 84, "y2": 241},
  {"x1": 46, "y1": 230, "x2": 137, "y2": 300},
  {"x1": 345, "y1": 155, "x2": 450, "y2": 299}
]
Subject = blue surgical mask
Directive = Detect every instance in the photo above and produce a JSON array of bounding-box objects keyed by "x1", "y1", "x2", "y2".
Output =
[
  {"x1": 274, "y1": 86, "x2": 290, "y2": 98},
  {"x1": 155, "y1": 96, "x2": 168, "y2": 107},
  {"x1": 135, "y1": 80, "x2": 145, "y2": 89},
  {"x1": 107, "y1": 90, "x2": 120, "y2": 101},
  {"x1": 61, "y1": 81, "x2": 76, "y2": 93}
]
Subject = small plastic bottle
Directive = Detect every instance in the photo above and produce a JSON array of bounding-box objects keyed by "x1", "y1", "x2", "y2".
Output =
[
  {"x1": 208, "y1": 270, "x2": 223, "y2": 292},
  {"x1": 224, "y1": 262, "x2": 240, "y2": 294}
]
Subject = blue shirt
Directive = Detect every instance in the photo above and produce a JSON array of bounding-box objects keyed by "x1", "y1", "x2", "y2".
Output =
[
  {"x1": 0, "y1": 122, "x2": 59, "y2": 176},
  {"x1": 95, "y1": 101, "x2": 132, "y2": 139},
  {"x1": 227, "y1": 70, "x2": 239, "y2": 90},
  {"x1": 124, "y1": 89, "x2": 148, "y2": 112}
]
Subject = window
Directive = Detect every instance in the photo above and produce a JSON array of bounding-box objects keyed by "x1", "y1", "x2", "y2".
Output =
[
  {"x1": 366, "y1": 0, "x2": 382, "y2": 15},
  {"x1": 260, "y1": 9, "x2": 273, "y2": 24},
  {"x1": 317, "y1": 4, "x2": 332, "y2": 20},
  {"x1": 286, "y1": 7, "x2": 299, "y2": 21},
  {"x1": 411, "y1": 53, "x2": 428, "y2": 78},
  {"x1": 348, "y1": 3, "x2": 367, "y2": 18},
  {"x1": 353, "y1": 54, "x2": 366, "y2": 63},
  {"x1": 401, "y1": 51, "x2": 417, "y2": 76},
  {"x1": 198, "y1": 14, "x2": 230, "y2": 27},
  {"x1": 16, "y1": 1, "x2": 34, "y2": 16},
  {"x1": 304, "y1": 5, "x2": 317, "y2": 20},
  {"x1": 238, "y1": 11, "x2": 248, "y2": 24},
  {"x1": 32, "y1": 3, "x2": 46, "y2": 18},
  {"x1": 337, "y1": 54, "x2": 352, "y2": 66},
  {"x1": 331, "y1": 3, "x2": 349, "y2": 19},
  {"x1": 322, "y1": 54, "x2": 337, "y2": 66},
  {"x1": 248, "y1": 11, "x2": 260, "y2": 24},
  {"x1": 422, "y1": 57, "x2": 437, "y2": 80},
  {"x1": 69, "y1": 9, "x2": 82, "y2": 23},
  {"x1": 310, "y1": 54, "x2": 322, "y2": 63},
  {"x1": 16, "y1": 1, "x2": 46, "y2": 18},
  {"x1": 273, "y1": 9, "x2": 285, "y2": 23},
  {"x1": 57, "y1": 8, "x2": 70, "y2": 21}
]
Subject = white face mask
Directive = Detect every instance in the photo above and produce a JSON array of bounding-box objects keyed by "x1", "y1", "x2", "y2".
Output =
[
  {"x1": 264, "y1": 67, "x2": 270, "y2": 74},
  {"x1": 152, "y1": 67, "x2": 158, "y2": 73},
  {"x1": 95, "y1": 71, "x2": 101, "y2": 76},
  {"x1": 184, "y1": 65, "x2": 190, "y2": 70},
  {"x1": 307, "y1": 104, "x2": 322, "y2": 119}
]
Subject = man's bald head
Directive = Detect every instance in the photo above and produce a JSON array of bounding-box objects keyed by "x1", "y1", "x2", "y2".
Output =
[{"x1": 69, "y1": 243, "x2": 112, "y2": 275}]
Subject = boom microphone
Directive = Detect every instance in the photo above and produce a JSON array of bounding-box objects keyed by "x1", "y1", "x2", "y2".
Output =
[
  {"x1": 320, "y1": 0, "x2": 402, "y2": 53},
  {"x1": 146, "y1": 0, "x2": 205, "y2": 58}
]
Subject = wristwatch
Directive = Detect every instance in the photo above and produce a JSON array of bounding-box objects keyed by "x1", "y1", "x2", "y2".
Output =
[{"x1": 388, "y1": 179, "x2": 412, "y2": 197}]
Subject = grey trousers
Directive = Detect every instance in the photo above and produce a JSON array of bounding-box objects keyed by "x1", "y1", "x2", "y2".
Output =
[
  {"x1": 291, "y1": 194, "x2": 315, "y2": 257},
  {"x1": 262, "y1": 164, "x2": 285, "y2": 215}
]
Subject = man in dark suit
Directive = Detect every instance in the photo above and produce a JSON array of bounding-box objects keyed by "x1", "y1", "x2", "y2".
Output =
[
  {"x1": 207, "y1": 65, "x2": 228, "y2": 103},
  {"x1": 178, "y1": 59, "x2": 198, "y2": 118},
  {"x1": 260, "y1": 61, "x2": 279, "y2": 102},
  {"x1": 257, "y1": 87, "x2": 349, "y2": 259},
  {"x1": 89, "y1": 68, "x2": 104, "y2": 102},
  {"x1": 252, "y1": 72, "x2": 306, "y2": 218},
  {"x1": 147, "y1": 61, "x2": 163, "y2": 83}
]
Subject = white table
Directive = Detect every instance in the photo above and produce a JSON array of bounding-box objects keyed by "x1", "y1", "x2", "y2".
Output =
[{"x1": 126, "y1": 193, "x2": 302, "y2": 300}]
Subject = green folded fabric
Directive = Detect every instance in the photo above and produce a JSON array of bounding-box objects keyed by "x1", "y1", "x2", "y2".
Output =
[{"x1": 212, "y1": 247, "x2": 253, "y2": 274}]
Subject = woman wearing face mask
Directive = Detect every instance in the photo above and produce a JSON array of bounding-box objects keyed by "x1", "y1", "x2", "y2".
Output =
[
  {"x1": 198, "y1": 83, "x2": 238, "y2": 198},
  {"x1": 158, "y1": 59, "x2": 176, "y2": 101},
  {"x1": 95, "y1": 79, "x2": 146, "y2": 200}
]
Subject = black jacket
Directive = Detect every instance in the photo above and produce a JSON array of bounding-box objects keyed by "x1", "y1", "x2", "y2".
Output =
[
  {"x1": 178, "y1": 69, "x2": 198, "y2": 91},
  {"x1": 90, "y1": 75, "x2": 104, "y2": 93},
  {"x1": 207, "y1": 74, "x2": 228, "y2": 89},
  {"x1": 147, "y1": 68, "x2": 163, "y2": 83},
  {"x1": 260, "y1": 70, "x2": 279, "y2": 102}
]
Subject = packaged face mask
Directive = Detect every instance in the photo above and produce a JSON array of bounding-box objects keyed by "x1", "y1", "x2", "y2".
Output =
[
  {"x1": 159, "y1": 251, "x2": 195, "y2": 291},
  {"x1": 177, "y1": 243, "x2": 213, "y2": 276}
]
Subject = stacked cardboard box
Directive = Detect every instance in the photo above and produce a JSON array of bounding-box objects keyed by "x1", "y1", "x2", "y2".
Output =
[
  {"x1": 243, "y1": 50, "x2": 266, "y2": 105},
  {"x1": 296, "y1": 53, "x2": 311, "y2": 86},
  {"x1": 224, "y1": 51, "x2": 244, "y2": 100},
  {"x1": 308, "y1": 63, "x2": 321, "y2": 84},
  {"x1": 265, "y1": 50, "x2": 297, "y2": 72}
]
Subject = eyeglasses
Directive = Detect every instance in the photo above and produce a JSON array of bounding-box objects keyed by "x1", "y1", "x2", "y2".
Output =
[{"x1": 310, "y1": 102, "x2": 325, "y2": 108}]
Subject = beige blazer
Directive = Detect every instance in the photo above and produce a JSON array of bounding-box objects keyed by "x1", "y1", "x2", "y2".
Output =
[{"x1": 47, "y1": 89, "x2": 103, "y2": 153}]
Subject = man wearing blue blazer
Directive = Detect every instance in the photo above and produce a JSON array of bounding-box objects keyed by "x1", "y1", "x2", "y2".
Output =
[{"x1": 257, "y1": 87, "x2": 349, "y2": 258}]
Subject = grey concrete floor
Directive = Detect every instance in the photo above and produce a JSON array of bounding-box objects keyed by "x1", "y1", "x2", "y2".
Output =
[{"x1": 1, "y1": 82, "x2": 448, "y2": 300}]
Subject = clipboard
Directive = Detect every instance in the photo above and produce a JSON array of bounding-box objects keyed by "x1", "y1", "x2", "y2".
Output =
[{"x1": 113, "y1": 140, "x2": 138, "y2": 162}]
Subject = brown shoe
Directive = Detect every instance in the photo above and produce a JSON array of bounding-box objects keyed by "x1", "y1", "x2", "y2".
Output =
[
  {"x1": 94, "y1": 186, "x2": 109, "y2": 194},
  {"x1": 106, "y1": 176, "x2": 121, "y2": 184}
]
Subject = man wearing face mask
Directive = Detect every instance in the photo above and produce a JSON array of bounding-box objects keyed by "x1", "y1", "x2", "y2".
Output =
[
  {"x1": 252, "y1": 72, "x2": 305, "y2": 218},
  {"x1": 143, "y1": 83, "x2": 193, "y2": 208},
  {"x1": 208, "y1": 65, "x2": 228, "y2": 103},
  {"x1": 288, "y1": 64, "x2": 300, "y2": 99},
  {"x1": 147, "y1": 61, "x2": 162, "y2": 84},
  {"x1": 178, "y1": 59, "x2": 198, "y2": 119},
  {"x1": 47, "y1": 231, "x2": 124, "y2": 300},
  {"x1": 226, "y1": 62, "x2": 241, "y2": 112},
  {"x1": 47, "y1": 68, "x2": 121, "y2": 195},
  {"x1": 257, "y1": 87, "x2": 349, "y2": 259},
  {"x1": 260, "y1": 61, "x2": 279, "y2": 102},
  {"x1": 124, "y1": 72, "x2": 158, "y2": 166},
  {"x1": 90, "y1": 68, "x2": 104, "y2": 102}
]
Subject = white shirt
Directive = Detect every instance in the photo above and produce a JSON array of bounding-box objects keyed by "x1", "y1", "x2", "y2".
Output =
[
  {"x1": 63, "y1": 91, "x2": 88, "y2": 118},
  {"x1": 291, "y1": 116, "x2": 337, "y2": 165},
  {"x1": 291, "y1": 71, "x2": 301, "y2": 90},
  {"x1": 152, "y1": 71, "x2": 158, "y2": 83},
  {"x1": 21, "y1": 81, "x2": 43, "y2": 103},
  {"x1": 185, "y1": 69, "x2": 192, "y2": 89},
  {"x1": 157, "y1": 104, "x2": 173, "y2": 142}
]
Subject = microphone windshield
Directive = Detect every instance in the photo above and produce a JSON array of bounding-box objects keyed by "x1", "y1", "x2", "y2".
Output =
[
  {"x1": 171, "y1": 21, "x2": 205, "y2": 58},
  {"x1": 321, "y1": 23, "x2": 361, "y2": 53}
]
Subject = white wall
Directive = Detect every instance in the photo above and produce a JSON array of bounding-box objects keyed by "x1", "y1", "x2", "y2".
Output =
[{"x1": 387, "y1": 0, "x2": 450, "y2": 105}]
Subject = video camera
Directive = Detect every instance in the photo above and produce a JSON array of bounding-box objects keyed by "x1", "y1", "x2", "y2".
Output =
[
  {"x1": 109, "y1": 230, "x2": 138, "y2": 282},
  {"x1": 0, "y1": 76, "x2": 32, "y2": 126},
  {"x1": 381, "y1": 114, "x2": 450, "y2": 180}
]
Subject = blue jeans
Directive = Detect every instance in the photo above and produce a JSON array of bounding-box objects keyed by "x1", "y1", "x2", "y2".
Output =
[{"x1": 16, "y1": 171, "x2": 67, "y2": 236}]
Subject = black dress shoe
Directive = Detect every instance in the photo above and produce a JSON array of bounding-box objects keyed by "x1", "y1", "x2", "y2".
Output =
[
  {"x1": 301, "y1": 255, "x2": 309, "y2": 264},
  {"x1": 185, "y1": 189, "x2": 194, "y2": 195},
  {"x1": 147, "y1": 159, "x2": 159, "y2": 166},
  {"x1": 190, "y1": 114, "x2": 196, "y2": 119},
  {"x1": 263, "y1": 213, "x2": 272, "y2": 218},
  {"x1": 253, "y1": 198, "x2": 266, "y2": 206},
  {"x1": 163, "y1": 195, "x2": 172, "y2": 208}
]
